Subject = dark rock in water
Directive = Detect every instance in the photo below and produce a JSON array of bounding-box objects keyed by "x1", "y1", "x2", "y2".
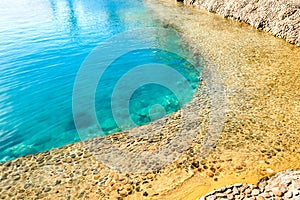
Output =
[
  {"x1": 24, "y1": 183, "x2": 31, "y2": 190},
  {"x1": 70, "y1": 112, "x2": 95, "y2": 130},
  {"x1": 65, "y1": 120, "x2": 76, "y2": 131},
  {"x1": 55, "y1": 180, "x2": 61, "y2": 185},
  {"x1": 191, "y1": 161, "x2": 200, "y2": 168},
  {"x1": 13, "y1": 174, "x2": 21, "y2": 181},
  {"x1": 44, "y1": 188, "x2": 51, "y2": 192},
  {"x1": 143, "y1": 191, "x2": 148, "y2": 196}
]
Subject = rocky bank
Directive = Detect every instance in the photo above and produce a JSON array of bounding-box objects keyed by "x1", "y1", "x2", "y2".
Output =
[
  {"x1": 183, "y1": 0, "x2": 300, "y2": 46},
  {"x1": 0, "y1": 0, "x2": 300, "y2": 199},
  {"x1": 199, "y1": 169, "x2": 300, "y2": 200}
]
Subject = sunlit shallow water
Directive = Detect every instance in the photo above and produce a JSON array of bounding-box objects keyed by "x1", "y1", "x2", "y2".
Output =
[
  {"x1": 0, "y1": 0, "x2": 200, "y2": 162},
  {"x1": 144, "y1": 0, "x2": 300, "y2": 197}
]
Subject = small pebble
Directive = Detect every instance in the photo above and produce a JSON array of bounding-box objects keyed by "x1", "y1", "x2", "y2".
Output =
[
  {"x1": 216, "y1": 193, "x2": 226, "y2": 197},
  {"x1": 206, "y1": 196, "x2": 215, "y2": 200},
  {"x1": 206, "y1": 171, "x2": 214, "y2": 177},
  {"x1": 143, "y1": 191, "x2": 148, "y2": 196},
  {"x1": 191, "y1": 161, "x2": 199, "y2": 168},
  {"x1": 273, "y1": 189, "x2": 283, "y2": 197},
  {"x1": 19, "y1": 189, "x2": 25, "y2": 193},
  {"x1": 284, "y1": 190, "x2": 293, "y2": 198},
  {"x1": 227, "y1": 194, "x2": 234, "y2": 199},
  {"x1": 245, "y1": 188, "x2": 252, "y2": 194},
  {"x1": 251, "y1": 189, "x2": 260, "y2": 196},
  {"x1": 225, "y1": 189, "x2": 232, "y2": 194},
  {"x1": 280, "y1": 186, "x2": 287, "y2": 194},
  {"x1": 233, "y1": 186, "x2": 240, "y2": 195},
  {"x1": 119, "y1": 190, "x2": 127, "y2": 196},
  {"x1": 24, "y1": 184, "x2": 31, "y2": 189},
  {"x1": 257, "y1": 196, "x2": 265, "y2": 200}
]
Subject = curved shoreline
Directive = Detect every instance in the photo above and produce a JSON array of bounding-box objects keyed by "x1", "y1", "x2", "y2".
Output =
[
  {"x1": 0, "y1": 0, "x2": 300, "y2": 199},
  {"x1": 145, "y1": 0, "x2": 300, "y2": 198},
  {"x1": 0, "y1": 71, "x2": 217, "y2": 199},
  {"x1": 183, "y1": 0, "x2": 300, "y2": 47}
]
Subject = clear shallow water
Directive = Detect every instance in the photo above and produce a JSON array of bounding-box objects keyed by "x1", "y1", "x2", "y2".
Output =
[{"x1": 0, "y1": 0, "x2": 200, "y2": 162}]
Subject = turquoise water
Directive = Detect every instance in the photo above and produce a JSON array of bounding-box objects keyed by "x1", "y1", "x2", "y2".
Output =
[{"x1": 0, "y1": 0, "x2": 200, "y2": 162}]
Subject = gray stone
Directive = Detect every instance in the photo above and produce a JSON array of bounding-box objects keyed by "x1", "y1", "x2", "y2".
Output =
[
  {"x1": 284, "y1": 190, "x2": 293, "y2": 199},
  {"x1": 245, "y1": 188, "x2": 252, "y2": 194},
  {"x1": 225, "y1": 189, "x2": 232, "y2": 194},
  {"x1": 233, "y1": 186, "x2": 240, "y2": 195},
  {"x1": 293, "y1": 190, "x2": 299, "y2": 196},
  {"x1": 227, "y1": 193, "x2": 234, "y2": 199},
  {"x1": 280, "y1": 186, "x2": 287, "y2": 194},
  {"x1": 13, "y1": 174, "x2": 20, "y2": 181},
  {"x1": 206, "y1": 196, "x2": 215, "y2": 200},
  {"x1": 233, "y1": 183, "x2": 243, "y2": 187},
  {"x1": 251, "y1": 189, "x2": 260, "y2": 196},
  {"x1": 216, "y1": 192, "x2": 226, "y2": 197},
  {"x1": 24, "y1": 184, "x2": 31, "y2": 189}
]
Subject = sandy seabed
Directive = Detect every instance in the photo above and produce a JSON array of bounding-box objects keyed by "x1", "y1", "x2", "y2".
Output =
[{"x1": 0, "y1": 0, "x2": 300, "y2": 199}]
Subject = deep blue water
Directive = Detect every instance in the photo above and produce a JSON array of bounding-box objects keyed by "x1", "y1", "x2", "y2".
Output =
[{"x1": 0, "y1": 0, "x2": 200, "y2": 162}]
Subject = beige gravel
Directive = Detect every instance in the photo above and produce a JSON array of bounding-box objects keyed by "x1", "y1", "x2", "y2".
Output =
[{"x1": 0, "y1": 0, "x2": 299, "y2": 199}]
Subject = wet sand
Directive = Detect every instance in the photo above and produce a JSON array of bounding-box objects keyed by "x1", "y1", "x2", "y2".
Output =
[{"x1": 0, "y1": 0, "x2": 299, "y2": 199}]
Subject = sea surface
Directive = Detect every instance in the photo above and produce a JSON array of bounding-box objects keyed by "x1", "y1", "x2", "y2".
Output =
[{"x1": 0, "y1": 0, "x2": 200, "y2": 162}]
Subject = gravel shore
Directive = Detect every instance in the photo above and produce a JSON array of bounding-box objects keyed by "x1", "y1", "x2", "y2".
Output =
[
  {"x1": 199, "y1": 169, "x2": 300, "y2": 200},
  {"x1": 183, "y1": 0, "x2": 300, "y2": 47},
  {"x1": 0, "y1": 0, "x2": 300, "y2": 199}
]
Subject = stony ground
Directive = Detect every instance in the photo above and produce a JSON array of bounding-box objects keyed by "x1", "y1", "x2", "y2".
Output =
[
  {"x1": 199, "y1": 169, "x2": 300, "y2": 200},
  {"x1": 0, "y1": 79, "x2": 218, "y2": 199},
  {"x1": 0, "y1": 0, "x2": 300, "y2": 199},
  {"x1": 184, "y1": 0, "x2": 300, "y2": 46}
]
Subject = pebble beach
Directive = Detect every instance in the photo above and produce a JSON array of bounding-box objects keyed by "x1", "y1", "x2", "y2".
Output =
[
  {"x1": 1, "y1": 0, "x2": 300, "y2": 199},
  {"x1": 199, "y1": 169, "x2": 300, "y2": 200}
]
